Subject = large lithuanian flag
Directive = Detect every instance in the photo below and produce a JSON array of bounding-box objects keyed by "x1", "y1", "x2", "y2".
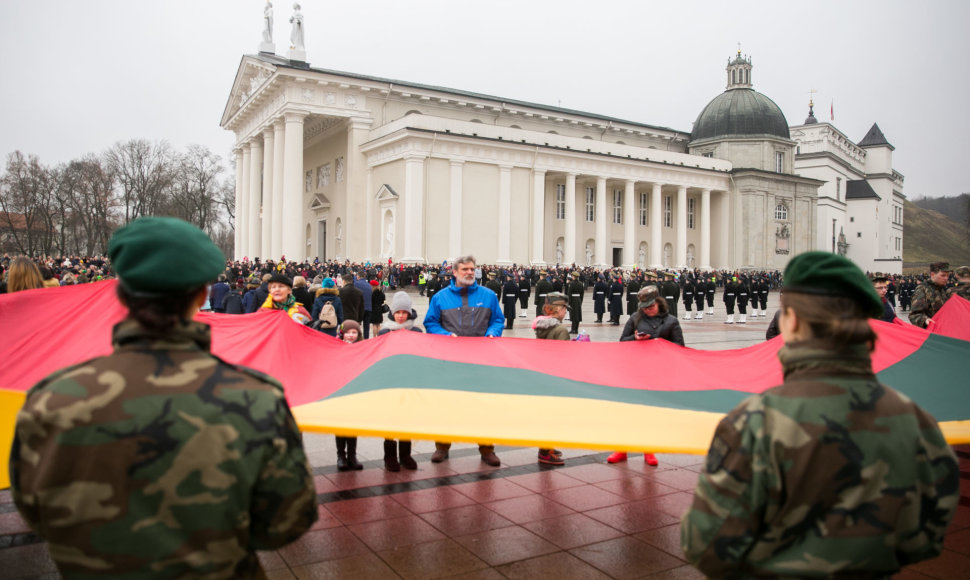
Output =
[{"x1": 2, "y1": 280, "x2": 969, "y2": 489}]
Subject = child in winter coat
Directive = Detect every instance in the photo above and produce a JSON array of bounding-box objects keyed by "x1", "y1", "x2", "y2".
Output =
[{"x1": 376, "y1": 292, "x2": 422, "y2": 471}]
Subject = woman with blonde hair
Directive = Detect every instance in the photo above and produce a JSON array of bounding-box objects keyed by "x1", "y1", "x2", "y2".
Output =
[{"x1": 6, "y1": 257, "x2": 44, "y2": 293}]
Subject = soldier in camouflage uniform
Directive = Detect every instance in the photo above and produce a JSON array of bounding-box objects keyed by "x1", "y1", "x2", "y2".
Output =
[
  {"x1": 908, "y1": 261, "x2": 951, "y2": 328},
  {"x1": 949, "y1": 265, "x2": 970, "y2": 301},
  {"x1": 11, "y1": 217, "x2": 317, "y2": 579},
  {"x1": 682, "y1": 251, "x2": 958, "y2": 578}
]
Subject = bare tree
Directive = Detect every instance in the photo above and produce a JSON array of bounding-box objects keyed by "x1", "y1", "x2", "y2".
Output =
[
  {"x1": 106, "y1": 139, "x2": 174, "y2": 224},
  {"x1": 57, "y1": 156, "x2": 119, "y2": 255},
  {"x1": 165, "y1": 145, "x2": 223, "y2": 231},
  {"x1": 0, "y1": 151, "x2": 54, "y2": 255}
]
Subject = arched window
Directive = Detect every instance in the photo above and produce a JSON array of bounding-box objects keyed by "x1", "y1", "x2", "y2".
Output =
[{"x1": 775, "y1": 203, "x2": 788, "y2": 221}]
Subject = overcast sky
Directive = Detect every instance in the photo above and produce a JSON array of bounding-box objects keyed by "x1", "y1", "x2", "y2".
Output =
[{"x1": 1, "y1": 0, "x2": 967, "y2": 197}]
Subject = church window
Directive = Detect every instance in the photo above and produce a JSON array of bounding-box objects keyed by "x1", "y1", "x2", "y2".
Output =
[
  {"x1": 688, "y1": 198, "x2": 696, "y2": 229},
  {"x1": 613, "y1": 190, "x2": 622, "y2": 224},
  {"x1": 701, "y1": 152, "x2": 713, "y2": 158},
  {"x1": 775, "y1": 203, "x2": 788, "y2": 221},
  {"x1": 775, "y1": 152, "x2": 784, "y2": 173},
  {"x1": 732, "y1": 70, "x2": 736, "y2": 84},
  {"x1": 585, "y1": 187, "x2": 595, "y2": 222},
  {"x1": 556, "y1": 184, "x2": 565, "y2": 220},
  {"x1": 664, "y1": 196, "x2": 672, "y2": 228},
  {"x1": 639, "y1": 192, "x2": 648, "y2": 226},
  {"x1": 857, "y1": 232, "x2": 862, "y2": 238}
]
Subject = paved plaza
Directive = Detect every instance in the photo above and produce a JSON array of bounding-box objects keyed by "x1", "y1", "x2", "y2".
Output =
[{"x1": 1, "y1": 288, "x2": 968, "y2": 579}]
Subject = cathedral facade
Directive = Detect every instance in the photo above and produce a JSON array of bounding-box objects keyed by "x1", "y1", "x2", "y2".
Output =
[{"x1": 222, "y1": 38, "x2": 902, "y2": 272}]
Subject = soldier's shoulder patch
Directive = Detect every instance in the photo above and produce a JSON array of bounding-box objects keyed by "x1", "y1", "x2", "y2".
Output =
[{"x1": 705, "y1": 434, "x2": 732, "y2": 473}]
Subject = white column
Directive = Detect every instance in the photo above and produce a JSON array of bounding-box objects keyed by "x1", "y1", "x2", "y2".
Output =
[
  {"x1": 676, "y1": 185, "x2": 687, "y2": 268},
  {"x1": 497, "y1": 164, "x2": 513, "y2": 265},
  {"x1": 650, "y1": 183, "x2": 662, "y2": 267},
  {"x1": 281, "y1": 111, "x2": 306, "y2": 260},
  {"x1": 247, "y1": 139, "x2": 263, "y2": 259},
  {"x1": 564, "y1": 173, "x2": 577, "y2": 265},
  {"x1": 721, "y1": 191, "x2": 730, "y2": 268},
  {"x1": 623, "y1": 180, "x2": 635, "y2": 268},
  {"x1": 531, "y1": 169, "x2": 546, "y2": 265},
  {"x1": 700, "y1": 189, "x2": 711, "y2": 269},
  {"x1": 260, "y1": 128, "x2": 274, "y2": 259},
  {"x1": 233, "y1": 148, "x2": 243, "y2": 260},
  {"x1": 239, "y1": 145, "x2": 252, "y2": 259},
  {"x1": 403, "y1": 153, "x2": 426, "y2": 263},
  {"x1": 594, "y1": 176, "x2": 607, "y2": 267},
  {"x1": 271, "y1": 120, "x2": 285, "y2": 260},
  {"x1": 449, "y1": 160, "x2": 464, "y2": 260},
  {"x1": 365, "y1": 168, "x2": 374, "y2": 260}
]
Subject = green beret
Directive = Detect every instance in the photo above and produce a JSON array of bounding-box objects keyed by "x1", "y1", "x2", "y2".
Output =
[
  {"x1": 109, "y1": 217, "x2": 225, "y2": 295},
  {"x1": 782, "y1": 251, "x2": 882, "y2": 317}
]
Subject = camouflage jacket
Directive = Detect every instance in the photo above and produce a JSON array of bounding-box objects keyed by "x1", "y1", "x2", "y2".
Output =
[
  {"x1": 11, "y1": 318, "x2": 318, "y2": 579},
  {"x1": 908, "y1": 280, "x2": 949, "y2": 328},
  {"x1": 949, "y1": 282, "x2": 970, "y2": 302},
  {"x1": 681, "y1": 344, "x2": 958, "y2": 578}
]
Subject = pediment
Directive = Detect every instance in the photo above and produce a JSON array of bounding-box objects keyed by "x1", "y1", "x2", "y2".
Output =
[
  {"x1": 221, "y1": 57, "x2": 277, "y2": 127},
  {"x1": 376, "y1": 184, "x2": 399, "y2": 201},
  {"x1": 309, "y1": 193, "x2": 331, "y2": 210}
]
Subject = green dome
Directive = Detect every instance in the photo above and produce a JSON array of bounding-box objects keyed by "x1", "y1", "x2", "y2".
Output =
[{"x1": 691, "y1": 88, "x2": 790, "y2": 142}]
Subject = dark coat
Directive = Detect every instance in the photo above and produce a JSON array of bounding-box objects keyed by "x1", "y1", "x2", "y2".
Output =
[
  {"x1": 626, "y1": 280, "x2": 641, "y2": 315},
  {"x1": 338, "y1": 284, "x2": 364, "y2": 323},
  {"x1": 593, "y1": 280, "x2": 609, "y2": 314},
  {"x1": 222, "y1": 289, "x2": 245, "y2": 315},
  {"x1": 567, "y1": 279, "x2": 584, "y2": 323},
  {"x1": 502, "y1": 279, "x2": 518, "y2": 320},
  {"x1": 311, "y1": 288, "x2": 345, "y2": 337},
  {"x1": 608, "y1": 281, "x2": 624, "y2": 318},
  {"x1": 534, "y1": 278, "x2": 553, "y2": 316},
  {"x1": 619, "y1": 298, "x2": 684, "y2": 346}
]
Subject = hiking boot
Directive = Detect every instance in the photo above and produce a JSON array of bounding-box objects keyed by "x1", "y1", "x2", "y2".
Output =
[
  {"x1": 607, "y1": 452, "x2": 628, "y2": 463},
  {"x1": 431, "y1": 442, "x2": 450, "y2": 463},
  {"x1": 336, "y1": 451, "x2": 350, "y2": 471},
  {"x1": 481, "y1": 450, "x2": 501, "y2": 466},
  {"x1": 644, "y1": 453, "x2": 659, "y2": 467},
  {"x1": 538, "y1": 450, "x2": 565, "y2": 466},
  {"x1": 345, "y1": 438, "x2": 364, "y2": 471}
]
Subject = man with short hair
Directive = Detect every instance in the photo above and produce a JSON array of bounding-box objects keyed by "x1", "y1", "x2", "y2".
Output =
[
  {"x1": 872, "y1": 276, "x2": 897, "y2": 323},
  {"x1": 909, "y1": 262, "x2": 951, "y2": 328},
  {"x1": 424, "y1": 255, "x2": 504, "y2": 466},
  {"x1": 339, "y1": 273, "x2": 364, "y2": 326},
  {"x1": 949, "y1": 266, "x2": 970, "y2": 301},
  {"x1": 353, "y1": 272, "x2": 373, "y2": 339}
]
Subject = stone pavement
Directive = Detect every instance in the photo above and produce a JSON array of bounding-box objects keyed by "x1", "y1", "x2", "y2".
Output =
[{"x1": 2, "y1": 289, "x2": 968, "y2": 579}]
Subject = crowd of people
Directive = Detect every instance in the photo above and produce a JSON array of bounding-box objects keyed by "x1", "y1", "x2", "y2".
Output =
[{"x1": 3, "y1": 217, "x2": 964, "y2": 578}]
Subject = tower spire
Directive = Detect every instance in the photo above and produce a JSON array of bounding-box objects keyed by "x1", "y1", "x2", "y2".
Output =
[
  {"x1": 726, "y1": 47, "x2": 752, "y2": 90},
  {"x1": 804, "y1": 90, "x2": 818, "y2": 125}
]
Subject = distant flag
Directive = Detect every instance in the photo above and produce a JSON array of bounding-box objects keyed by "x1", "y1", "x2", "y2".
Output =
[{"x1": 830, "y1": 99, "x2": 834, "y2": 121}]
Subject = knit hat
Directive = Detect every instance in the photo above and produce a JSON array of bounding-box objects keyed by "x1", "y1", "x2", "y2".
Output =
[
  {"x1": 322, "y1": 277, "x2": 335, "y2": 288},
  {"x1": 390, "y1": 291, "x2": 412, "y2": 314},
  {"x1": 108, "y1": 216, "x2": 224, "y2": 295},
  {"x1": 782, "y1": 251, "x2": 882, "y2": 317},
  {"x1": 339, "y1": 320, "x2": 362, "y2": 342}
]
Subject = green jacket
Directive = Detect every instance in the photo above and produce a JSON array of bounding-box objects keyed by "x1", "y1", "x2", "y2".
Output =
[
  {"x1": 11, "y1": 319, "x2": 318, "y2": 579},
  {"x1": 681, "y1": 344, "x2": 958, "y2": 578}
]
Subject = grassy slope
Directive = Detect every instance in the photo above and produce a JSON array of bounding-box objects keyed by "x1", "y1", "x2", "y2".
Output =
[{"x1": 903, "y1": 200, "x2": 970, "y2": 270}]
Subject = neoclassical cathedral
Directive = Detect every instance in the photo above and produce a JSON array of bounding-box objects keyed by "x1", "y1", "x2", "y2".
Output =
[{"x1": 224, "y1": 11, "x2": 904, "y2": 273}]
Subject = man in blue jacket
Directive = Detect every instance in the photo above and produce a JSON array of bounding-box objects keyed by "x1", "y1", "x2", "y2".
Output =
[{"x1": 424, "y1": 255, "x2": 505, "y2": 465}]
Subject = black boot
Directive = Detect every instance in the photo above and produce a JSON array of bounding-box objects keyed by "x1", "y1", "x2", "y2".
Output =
[
  {"x1": 399, "y1": 440, "x2": 417, "y2": 470},
  {"x1": 345, "y1": 437, "x2": 363, "y2": 471},
  {"x1": 384, "y1": 440, "x2": 400, "y2": 472},
  {"x1": 335, "y1": 436, "x2": 350, "y2": 471}
]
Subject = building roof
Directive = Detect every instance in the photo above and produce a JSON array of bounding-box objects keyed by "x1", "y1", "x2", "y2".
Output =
[
  {"x1": 845, "y1": 179, "x2": 881, "y2": 200},
  {"x1": 248, "y1": 53, "x2": 687, "y2": 138},
  {"x1": 689, "y1": 88, "x2": 790, "y2": 142},
  {"x1": 858, "y1": 123, "x2": 894, "y2": 150}
]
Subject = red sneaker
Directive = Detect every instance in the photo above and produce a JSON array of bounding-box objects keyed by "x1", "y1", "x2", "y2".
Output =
[
  {"x1": 644, "y1": 453, "x2": 659, "y2": 466},
  {"x1": 607, "y1": 452, "x2": 628, "y2": 463}
]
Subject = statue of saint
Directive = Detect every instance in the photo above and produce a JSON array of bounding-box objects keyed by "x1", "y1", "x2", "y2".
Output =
[
  {"x1": 289, "y1": 3, "x2": 304, "y2": 51},
  {"x1": 585, "y1": 242, "x2": 592, "y2": 266},
  {"x1": 385, "y1": 217, "x2": 394, "y2": 257},
  {"x1": 262, "y1": 1, "x2": 274, "y2": 44},
  {"x1": 638, "y1": 246, "x2": 646, "y2": 268},
  {"x1": 555, "y1": 240, "x2": 564, "y2": 265}
]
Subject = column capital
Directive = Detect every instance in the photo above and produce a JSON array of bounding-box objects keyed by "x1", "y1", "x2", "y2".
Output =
[
  {"x1": 449, "y1": 159, "x2": 465, "y2": 168},
  {"x1": 347, "y1": 116, "x2": 374, "y2": 130},
  {"x1": 402, "y1": 152, "x2": 428, "y2": 162},
  {"x1": 261, "y1": 125, "x2": 275, "y2": 139},
  {"x1": 283, "y1": 110, "x2": 310, "y2": 123}
]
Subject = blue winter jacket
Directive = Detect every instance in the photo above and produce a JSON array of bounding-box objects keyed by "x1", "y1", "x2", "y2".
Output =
[{"x1": 424, "y1": 280, "x2": 505, "y2": 337}]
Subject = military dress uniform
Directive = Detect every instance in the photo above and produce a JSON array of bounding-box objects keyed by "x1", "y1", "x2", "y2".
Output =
[
  {"x1": 592, "y1": 278, "x2": 608, "y2": 322},
  {"x1": 534, "y1": 274, "x2": 553, "y2": 317},
  {"x1": 625, "y1": 277, "x2": 641, "y2": 316},
  {"x1": 705, "y1": 277, "x2": 716, "y2": 314},
  {"x1": 608, "y1": 277, "x2": 624, "y2": 324},
  {"x1": 517, "y1": 276, "x2": 531, "y2": 314},
  {"x1": 501, "y1": 277, "x2": 518, "y2": 329},
  {"x1": 567, "y1": 273, "x2": 584, "y2": 334},
  {"x1": 693, "y1": 277, "x2": 707, "y2": 319},
  {"x1": 722, "y1": 278, "x2": 738, "y2": 323},
  {"x1": 681, "y1": 277, "x2": 694, "y2": 320},
  {"x1": 661, "y1": 274, "x2": 680, "y2": 318}
]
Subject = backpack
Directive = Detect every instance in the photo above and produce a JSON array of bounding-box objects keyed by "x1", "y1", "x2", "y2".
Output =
[{"x1": 317, "y1": 300, "x2": 338, "y2": 329}]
